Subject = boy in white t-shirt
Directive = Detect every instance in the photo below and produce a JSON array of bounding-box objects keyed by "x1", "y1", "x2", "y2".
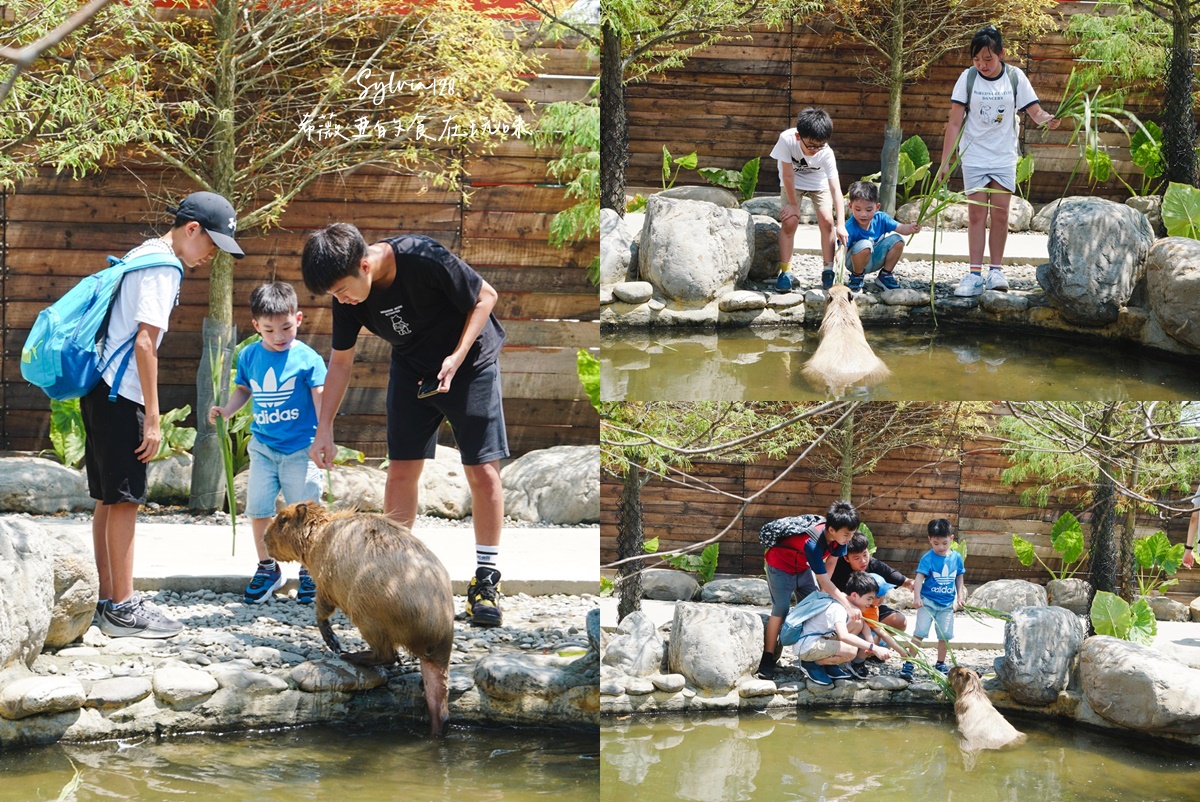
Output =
[
  {"x1": 769, "y1": 107, "x2": 848, "y2": 293},
  {"x1": 792, "y1": 570, "x2": 893, "y2": 686},
  {"x1": 937, "y1": 26, "x2": 1059, "y2": 297},
  {"x1": 86, "y1": 192, "x2": 245, "y2": 639}
]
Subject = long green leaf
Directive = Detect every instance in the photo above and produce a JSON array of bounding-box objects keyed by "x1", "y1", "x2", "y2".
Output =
[
  {"x1": 1012, "y1": 534, "x2": 1036, "y2": 567},
  {"x1": 1129, "y1": 598, "x2": 1157, "y2": 646}
]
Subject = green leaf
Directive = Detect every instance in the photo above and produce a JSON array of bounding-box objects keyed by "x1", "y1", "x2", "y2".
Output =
[
  {"x1": 1085, "y1": 146, "x2": 1112, "y2": 183},
  {"x1": 738, "y1": 157, "x2": 760, "y2": 202},
  {"x1": 675, "y1": 151, "x2": 698, "y2": 170},
  {"x1": 897, "y1": 152, "x2": 916, "y2": 183},
  {"x1": 1090, "y1": 591, "x2": 1132, "y2": 639},
  {"x1": 599, "y1": 576, "x2": 614, "y2": 597},
  {"x1": 626, "y1": 194, "x2": 647, "y2": 214},
  {"x1": 698, "y1": 166, "x2": 741, "y2": 189},
  {"x1": 577, "y1": 349, "x2": 600, "y2": 410},
  {"x1": 860, "y1": 522, "x2": 875, "y2": 555},
  {"x1": 1016, "y1": 153, "x2": 1035, "y2": 185},
  {"x1": 951, "y1": 539, "x2": 967, "y2": 562},
  {"x1": 1134, "y1": 532, "x2": 1158, "y2": 569},
  {"x1": 1162, "y1": 182, "x2": 1200, "y2": 238},
  {"x1": 1012, "y1": 534, "x2": 1037, "y2": 567},
  {"x1": 1128, "y1": 598, "x2": 1158, "y2": 646},
  {"x1": 698, "y1": 543, "x2": 720, "y2": 584},
  {"x1": 1050, "y1": 511, "x2": 1085, "y2": 565},
  {"x1": 899, "y1": 134, "x2": 931, "y2": 169},
  {"x1": 643, "y1": 536, "x2": 660, "y2": 553},
  {"x1": 662, "y1": 145, "x2": 671, "y2": 186}
]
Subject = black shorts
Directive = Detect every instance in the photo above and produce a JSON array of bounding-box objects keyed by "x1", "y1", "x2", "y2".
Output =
[
  {"x1": 386, "y1": 355, "x2": 509, "y2": 465},
  {"x1": 81, "y1": 380, "x2": 147, "y2": 505},
  {"x1": 878, "y1": 604, "x2": 903, "y2": 624}
]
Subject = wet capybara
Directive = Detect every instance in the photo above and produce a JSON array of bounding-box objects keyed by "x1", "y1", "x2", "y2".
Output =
[
  {"x1": 949, "y1": 666, "x2": 1027, "y2": 752},
  {"x1": 264, "y1": 502, "x2": 453, "y2": 736},
  {"x1": 801, "y1": 283, "x2": 890, "y2": 396}
]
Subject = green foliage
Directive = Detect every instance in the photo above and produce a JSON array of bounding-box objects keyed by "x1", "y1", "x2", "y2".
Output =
[
  {"x1": 600, "y1": 576, "x2": 614, "y2": 597},
  {"x1": 1125, "y1": 121, "x2": 1165, "y2": 197},
  {"x1": 534, "y1": 98, "x2": 600, "y2": 284},
  {"x1": 644, "y1": 537, "x2": 720, "y2": 584},
  {"x1": 1055, "y1": 68, "x2": 1153, "y2": 191},
  {"x1": 1091, "y1": 590, "x2": 1156, "y2": 645},
  {"x1": 577, "y1": 349, "x2": 600, "y2": 411},
  {"x1": 698, "y1": 157, "x2": 761, "y2": 202},
  {"x1": 951, "y1": 538, "x2": 967, "y2": 563},
  {"x1": 1015, "y1": 153, "x2": 1035, "y2": 200},
  {"x1": 1066, "y1": 0, "x2": 1167, "y2": 94},
  {"x1": 861, "y1": 135, "x2": 931, "y2": 206},
  {"x1": 1133, "y1": 530, "x2": 1185, "y2": 597},
  {"x1": 661, "y1": 146, "x2": 697, "y2": 190},
  {"x1": 155, "y1": 405, "x2": 197, "y2": 462},
  {"x1": 626, "y1": 193, "x2": 647, "y2": 213},
  {"x1": 208, "y1": 337, "x2": 239, "y2": 554},
  {"x1": 860, "y1": 522, "x2": 875, "y2": 555},
  {"x1": 1011, "y1": 511, "x2": 1086, "y2": 581},
  {"x1": 47, "y1": 399, "x2": 85, "y2": 469},
  {"x1": 1163, "y1": 182, "x2": 1200, "y2": 239}
]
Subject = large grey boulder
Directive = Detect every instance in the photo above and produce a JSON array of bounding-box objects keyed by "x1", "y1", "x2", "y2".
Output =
[
  {"x1": 658, "y1": 185, "x2": 739, "y2": 208},
  {"x1": 44, "y1": 527, "x2": 99, "y2": 648},
  {"x1": 0, "y1": 517, "x2": 54, "y2": 669},
  {"x1": 968, "y1": 579, "x2": 1047, "y2": 612},
  {"x1": 994, "y1": 605, "x2": 1085, "y2": 705},
  {"x1": 1039, "y1": 197, "x2": 1154, "y2": 325},
  {"x1": 748, "y1": 215, "x2": 782, "y2": 281},
  {"x1": 641, "y1": 568, "x2": 699, "y2": 601},
  {"x1": 601, "y1": 610, "x2": 664, "y2": 677},
  {"x1": 501, "y1": 445, "x2": 599, "y2": 524},
  {"x1": 600, "y1": 209, "x2": 643, "y2": 286},
  {"x1": 146, "y1": 453, "x2": 192, "y2": 504},
  {"x1": 1126, "y1": 195, "x2": 1165, "y2": 237},
  {"x1": 667, "y1": 601, "x2": 761, "y2": 693},
  {"x1": 700, "y1": 577, "x2": 771, "y2": 606},
  {"x1": 639, "y1": 195, "x2": 754, "y2": 304},
  {"x1": 1030, "y1": 198, "x2": 1069, "y2": 233},
  {"x1": 1046, "y1": 578, "x2": 1092, "y2": 615},
  {"x1": 0, "y1": 457, "x2": 90, "y2": 514},
  {"x1": 1146, "y1": 237, "x2": 1200, "y2": 351},
  {"x1": 1080, "y1": 636, "x2": 1200, "y2": 734}
]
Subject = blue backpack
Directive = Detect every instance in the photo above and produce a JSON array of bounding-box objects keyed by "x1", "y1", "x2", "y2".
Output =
[
  {"x1": 778, "y1": 591, "x2": 836, "y2": 646},
  {"x1": 21, "y1": 252, "x2": 184, "y2": 401}
]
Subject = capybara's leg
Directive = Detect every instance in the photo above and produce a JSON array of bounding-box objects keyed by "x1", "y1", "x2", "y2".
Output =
[
  {"x1": 342, "y1": 644, "x2": 398, "y2": 667},
  {"x1": 420, "y1": 658, "x2": 450, "y2": 737},
  {"x1": 316, "y1": 596, "x2": 341, "y2": 655}
]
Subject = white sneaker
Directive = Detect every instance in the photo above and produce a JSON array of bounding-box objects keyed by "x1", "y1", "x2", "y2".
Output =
[
  {"x1": 986, "y1": 268, "x2": 1009, "y2": 291},
  {"x1": 953, "y1": 272, "x2": 986, "y2": 297}
]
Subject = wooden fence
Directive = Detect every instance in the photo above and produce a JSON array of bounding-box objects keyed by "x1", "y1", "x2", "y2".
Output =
[
  {"x1": 625, "y1": 2, "x2": 1163, "y2": 204},
  {"x1": 0, "y1": 35, "x2": 600, "y2": 458}
]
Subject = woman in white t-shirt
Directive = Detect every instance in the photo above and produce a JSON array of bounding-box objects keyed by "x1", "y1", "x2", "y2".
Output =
[{"x1": 937, "y1": 27, "x2": 1059, "y2": 298}]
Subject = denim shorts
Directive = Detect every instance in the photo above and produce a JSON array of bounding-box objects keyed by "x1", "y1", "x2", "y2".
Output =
[
  {"x1": 765, "y1": 563, "x2": 819, "y2": 617},
  {"x1": 913, "y1": 598, "x2": 955, "y2": 641},
  {"x1": 245, "y1": 437, "x2": 324, "y2": 519},
  {"x1": 845, "y1": 232, "x2": 904, "y2": 274}
]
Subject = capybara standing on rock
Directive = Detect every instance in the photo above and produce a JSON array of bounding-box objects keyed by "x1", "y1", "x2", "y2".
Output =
[
  {"x1": 264, "y1": 502, "x2": 454, "y2": 736},
  {"x1": 801, "y1": 283, "x2": 890, "y2": 396}
]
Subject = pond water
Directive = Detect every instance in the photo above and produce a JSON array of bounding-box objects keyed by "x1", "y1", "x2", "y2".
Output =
[
  {"x1": 601, "y1": 709, "x2": 1199, "y2": 802},
  {"x1": 601, "y1": 327, "x2": 1200, "y2": 401},
  {"x1": 1, "y1": 725, "x2": 599, "y2": 801}
]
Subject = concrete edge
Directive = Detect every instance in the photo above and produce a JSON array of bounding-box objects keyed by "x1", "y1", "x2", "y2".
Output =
[{"x1": 135, "y1": 576, "x2": 599, "y2": 597}]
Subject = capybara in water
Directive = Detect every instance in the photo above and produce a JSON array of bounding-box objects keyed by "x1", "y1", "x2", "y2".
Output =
[
  {"x1": 264, "y1": 502, "x2": 453, "y2": 736},
  {"x1": 801, "y1": 283, "x2": 890, "y2": 396},
  {"x1": 949, "y1": 667, "x2": 1027, "y2": 752}
]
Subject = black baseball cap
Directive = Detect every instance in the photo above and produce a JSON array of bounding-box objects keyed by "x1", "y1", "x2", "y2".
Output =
[{"x1": 169, "y1": 191, "x2": 245, "y2": 259}]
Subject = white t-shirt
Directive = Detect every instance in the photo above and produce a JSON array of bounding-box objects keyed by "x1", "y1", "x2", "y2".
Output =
[
  {"x1": 99, "y1": 238, "x2": 182, "y2": 405},
  {"x1": 791, "y1": 600, "x2": 847, "y2": 656},
  {"x1": 950, "y1": 64, "x2": 1039, "y2": 169},
  {"x1": 770, "y1": 128, "x2": 840, "y2": 192}
]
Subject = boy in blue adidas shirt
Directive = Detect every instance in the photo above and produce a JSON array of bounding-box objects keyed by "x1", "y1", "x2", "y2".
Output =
[
  {"x1": 911, "y1": 518, "x2": 966, "y2": 675},
  {"x1": 843, "y1": 180, "x2": 922, "y2": 293},
  {"x1": 209, "y1": 282, "x2": 326, "y2": 604}
]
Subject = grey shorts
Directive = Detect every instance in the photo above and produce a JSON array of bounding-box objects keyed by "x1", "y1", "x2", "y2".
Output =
[
  {"x1": 765, "y1": 563, "x2": 819, "y2": 617},
  {"x1": 961, "y1": 164, "x2": 1016, "y2": 195},
  {"x1": 780, "y1": 185, "x2": 833, "y2": 217}
]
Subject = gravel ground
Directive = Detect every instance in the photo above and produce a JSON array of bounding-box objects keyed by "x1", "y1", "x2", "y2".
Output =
[
  {"x1": 772, "y1": 645, "x2": 1003, "y2": 683},
  {"x1": 771, "y1": 253, "x2": 1043, "y2": 298}
]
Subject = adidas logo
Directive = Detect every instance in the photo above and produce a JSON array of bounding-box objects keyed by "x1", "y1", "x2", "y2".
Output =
[{"x1": 249, "y1": 368, "x2": 296, "y2": 408}]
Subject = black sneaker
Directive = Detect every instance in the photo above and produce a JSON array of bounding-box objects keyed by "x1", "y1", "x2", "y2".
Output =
[
  {"x1": 825, "y1": 664, "x2": 853, "y2": 681},
  {"x1": 821, "y1": 269, "x2": 835, "y2": 290},
  {"x1": 93, "y1": 599, "x2": 110, "y2": 628},
  {"x1": 467, "y1": 567, "x2": 503, "y2": 627},
  {"x1": 99, "y1": 595, "x2": 183, "y2": 639},
  {"x1": 846, "y1": 660, "x2": 869, "y2": 680},
  {"x1": 756, "y1": 651, "x2": 777, "y2": 681}
]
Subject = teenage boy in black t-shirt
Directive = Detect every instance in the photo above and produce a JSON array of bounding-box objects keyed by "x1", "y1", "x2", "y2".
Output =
[{"x1": 301, "y1": 223, "x2": 508, "y2": 626}]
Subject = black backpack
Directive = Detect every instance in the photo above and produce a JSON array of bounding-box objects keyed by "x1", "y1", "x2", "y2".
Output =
[{"x1": 759, "y1": 514, "x2": 825, "y2": 550}]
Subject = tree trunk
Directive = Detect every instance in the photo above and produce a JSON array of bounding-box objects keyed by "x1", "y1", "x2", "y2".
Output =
[
  {"x1": 838, "y1": 408, "x2": 855, "y2": 501},
  {"x1": 879, "y1": 3, "x2": 905, "y2": 214},
  {"x1": 1118, "y1": 443, "x2": 1142, "y2": 601},
  {"x1": 1164, "y1": 8, "x2": 1198, "y2": 186},
  {"x1": 617, "y1": 465, "x2": 646, "y2": 622},
  {"x1": 600, "y1": 21, "x2": 628, "y2": 215},
  {"x1": 1090, "y1": 465, "x2": 1120, "y2": 595}
]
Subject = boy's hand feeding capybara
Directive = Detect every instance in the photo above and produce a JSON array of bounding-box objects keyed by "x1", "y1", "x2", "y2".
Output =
[{"x1": 264, "y1": 502, "x2": 454, "y2": 736}]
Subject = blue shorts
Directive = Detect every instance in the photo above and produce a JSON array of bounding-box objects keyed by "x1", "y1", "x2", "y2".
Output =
[
  {"x1": 913, "y1": 598, "x2": 955, "y2": 641},
  {"x1": 246, "y1": 438, "x2": 324, "y2": 519},
  {"x1": 765, "y1": 563, "x2": 819, "y2": 618},
  {"x1": 845, "y1": 232, "x2": 903, "y2": 274}
]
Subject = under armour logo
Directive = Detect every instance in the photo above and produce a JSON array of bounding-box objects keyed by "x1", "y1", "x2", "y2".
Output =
[{"x1": 228, "y1": 215, "x2": 237, "y2": 232}]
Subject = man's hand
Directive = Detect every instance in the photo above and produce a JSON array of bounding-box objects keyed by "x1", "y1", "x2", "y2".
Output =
[
  {"x1": 136, "y1": 416, "x2": 161, "y2": 464},
  {"x1": 437, "y1": 353, "x2": 463, "y2": 393},
  {"x1": 310, "y1": 428, "x2": 337, "y2": 470},
  {"x1": 1184, "y1": 549, "x2": 1195, "y2": 570}
]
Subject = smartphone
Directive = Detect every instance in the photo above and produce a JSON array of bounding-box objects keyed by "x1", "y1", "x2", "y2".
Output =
[{"x1": 417, "y1": 377, "x2": 440, "y2": 399}]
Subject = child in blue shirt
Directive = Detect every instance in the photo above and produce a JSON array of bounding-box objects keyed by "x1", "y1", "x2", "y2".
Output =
[
  {"x1": 209, "y1": 282, "x2": 327, "y2": 604},
  {"x1": 910, "y1": 517, "x2": 966, "y2": 676},
  {"x1": 844, "y1": 180, "x2": 921, "y2": 293}
]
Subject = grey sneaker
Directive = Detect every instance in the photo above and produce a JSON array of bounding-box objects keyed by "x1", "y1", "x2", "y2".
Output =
[
  {"x1": 99, "y1": 595, "x2": 183, "y2": 639},
  {"x1": 953, "y1": 272, "x2": 986, "y2": 297},
  {"x1": 985, "y1": 267, "x2": 1009, "y2": 291},
  {"x1": 93, "y1": 599, "x2": 110, "y2": 628}
]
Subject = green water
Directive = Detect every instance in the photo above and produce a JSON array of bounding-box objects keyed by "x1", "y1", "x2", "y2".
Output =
[
  {"x1": 601, "y1": 710, "x2": 1199, "y2": 802},
  {"x1": 601, "y1": 327, "x2": 1200, "y2": 401},
  {"x1": 0, "y1": 725, "x2": 599, "y2": 801}
]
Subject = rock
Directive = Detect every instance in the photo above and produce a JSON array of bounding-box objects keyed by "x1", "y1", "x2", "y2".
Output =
[
  {"x1": 658, "y1": 185, "x2": 740, "y2": 208},
  {"x1": 979, "y1": 291, "x2": 1029, "y2": 313},
  {"x1": 867, "y1": 675, "x2": 908, "y2": 691},
  {"x1": 651, "y1": 673, "x2": 686, "y2": 693},
  {"x1": 968, "y1": 579, "x2": 1047, "y2": 613},
  {"x1": 741, "y1": 196, "x2": 783, "y2": 220},
  {"x1": 718, "y1": 291, "x2": 768, "y2": 312},
  {"x1": 1126, "y1": 195, "x2": 1165, "y2": 237},
  {"x1": 612, "y1": 281, "x2": 654, "y2": 304},
  {"x1": 896, "y1": 200, "x2": 970, "y2": 229},
  {"x1": 43, "y1": 527, "x2": 98, "y2": 649},
  {"x1": 883, "y1": 586, "x2": 913, "y2": 610},
  {"x1": 625, "y1": 676, "x2": 655, "y2": 695},
  {"x1": 1146, "y1": 238, "x2": 1200, "y2": 351},
  {"x1": 501, "y1": 445, "x2": 599, "y2": 524},
  {"x1": 667, "y1": 602, "x2": 761, "y2": 693},
  {"x1": 738, "y1": 679, "x2": 778, "y2": 697},
  {"x1": 700, "y1": 578, "x2": 771, "y2": 606},
  {"x1": 880, "y1": 288, "x2": 927, "y2": 307},
  {"x1": 803, "y1": 290, "x2": 827, "y2": 311},
  {"x1": 994, "y1": 605, "x2": 1085, "y2": 705},
  {"x1": 748, "y1": 216, "x2": 782, "y2": 281},
  {"x1": 600, "y1": 679, "x2": 625, "y2": 696},
  {"x1": 290, "y1": 659, "x2": 389, "y2": 692},
  {"x1": 0, "y1": 517, "x2": 54, "y2": 669},
  {"x1": 153, "y1": 666, "x2": 219, "y2": 705},
  {"x1": 1046, "y1": 578, "x2": 1092, "y2": 615},
  {"x1": 765, "y1": 293, "x2": 804, "y2": 309},
  {"x1": 210, "y1": 665, "x2": 290, "y2": 695},
  {"x1": 638, "y1": 195, "x2": 754, "y2": 304},
  {"x1": 245, "y1": 646, "x2": 284, "y2": 666},
  {"x1": 1080, "y1": 635, "x2": 1200, "y2": 734},
  {"x1": 1031, "y1": 198, "x2": 1069, "y2": 233},
  {"x1": 1040, "y1": 197, "x2": 1154, "y2": 325},
  {"x1": 473, "y1": 653, "x2": 588, "y2": 700},
  {"x1": 599, "y1": 286, "x2": 613, "y2": 305},
  {"x1": 1191, "y1": 597, "x2": 1200, "y2": 623},
  {"x1": 587, "y1": 608, "x2": 600, "y2": 653},
  {"x1": 1007, "y1": 196, "x2": 1035, "y2": 231},
  {"x1": 601, "y1": 208, "x2": 642, "y2": 285},
  {"x1": 418, "y1": 446, "x2": 472, "y2": 519},
  {"x1": 0, "y1": 674, "x2": 85, "y2": 719},
  {"x1": 235, "y1": 462, "x2": 386, "y2": 514},
  {"x1": 640, "y1": 568, "x2": 699, "y2": 602},
  {"x1": 601, "y1": 610, "x2": 664, "y2": 677},
  {"x1": 84, "y1": 676, "x2": 153, "y2": 709},
  {"x1": 1144, "y1": 595, "x2": 1190, "y2": 622},
  {"x1": 146, "y1": 452, "x2": 192, "y2": 504},
  {"x1": 0, "y1": 457, "x2": 91, "y2": 514}
]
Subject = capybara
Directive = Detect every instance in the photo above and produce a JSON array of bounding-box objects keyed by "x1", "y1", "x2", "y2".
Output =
[
  {"x1": 801, "y1": 283, "x2": 890, "y2": 396},
  {"x1": 949, "y1": 667, "x2": 1027, "y2": 752},
  {"x1": 264, "y1": 502, "x2": 454, "y2": 736}
]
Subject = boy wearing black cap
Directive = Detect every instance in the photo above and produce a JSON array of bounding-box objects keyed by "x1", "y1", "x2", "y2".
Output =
[{"x1": 91, "y1": 191, "x2": 244, "y2": 639}]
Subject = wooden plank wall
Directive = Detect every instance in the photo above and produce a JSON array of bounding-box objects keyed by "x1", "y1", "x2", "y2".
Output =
[
  {"x1": 0, "y1": 35, "x2": 600, "y2": 459},
  {"x1": 601, "y1": 437, "x2": 1200, "y2": 601},
  {"x1": 625, "y1": 3, "x2": 1161, "y2": 204}
]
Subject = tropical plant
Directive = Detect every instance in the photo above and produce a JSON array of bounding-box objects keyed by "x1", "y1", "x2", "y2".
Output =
[
  {"x1": 1015, "y1": 153, "x2": 1036, "y2": 200},
  {"x1": 698, "y1": 156, "x2": 761, "y2": 203},
  {"x1": 1133, "y1": 530, "x2": 1186, "y2": 597},
  {"x1": 46, "y1": 398, "x2": 86, "y2": 469},
  {"x1": 533, "y1": 96, "x2": 600, "y2": 284},
  {"x1": 578, "y1": 349, "x2": 600, "y2": 411},
  {"x1": 1054, "y1": 68, "x2": 1154, "y2": 191},
  {"x1": 1162, "y1": 181, "x2": 1200, "y2": 239},
  {"x1": 644, "y1": 536, "x2": 720, "y2": 583},
  {"x1": 600, "y1": 575, "x2": 614, "y2": 596},
  {"x1": 154, "y1": 406, "x2": 197, "y2": 462},
  {"x1": 1091, "y1": 589, "x2": 1156, "y2": 645},
  {"x1": 207, "y1": 336, "x2": 239, "y2": 554},
  {"x1": 1119, "y1": 121, "x2": 1166, "y2": 197},
  {"x1": 1012, "y1": 511, "x2": 1087, "y2": 581}
]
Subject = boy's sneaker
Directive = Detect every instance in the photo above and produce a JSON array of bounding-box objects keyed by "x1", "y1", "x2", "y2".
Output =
[
  {"x1": 799, "y1": 661, "x2": 832, "y2": 687},
  {"x1": 99, "y1": 595, "x2": 182, "y2": 639},
  {"x1": 846, "y1": 273, "x2": 865, "y2": 292},
  {"x1": 875, "y1": 271, "x2": 901, "y2": 291},
  {"x1": 846, "y1": 660, "x2": 869, "y2": 680},
  {"x1": 825, "y1": 664, "x2": 853, "y2": 681},
  {"x1": 899, "y1": 661, "x2": 915, "y2": 680},
  {"x1": 776, "y1": 271, "x2": 797, "y2": 293},
  {"x1": 93, "y1": 599, "x2": 110, "y2": 628},
  {"x1": 821, "y1": 269, "x2": 835, "y2": 291},
  {"x1": 986, "y1": 268, "x2": 1009, "y2": 291},
  {"x1": 297, "y1": 569, "x2": 317, "y2": 604},
  {"x1": 756, "y1": 651, "x2": 778, "y2": 681},
  {"x1": 953, "y1": 272, "x2": 986, "y2": 297},
  {"x1": 935, "y1": 661, "x2": 950, "y2": 674},
  {"x1": 245, "y1": 561, "x2": 284, "y2": 604},
  {"x1": 466, "y1": 567, "x2": 503, "y2": 627}
]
